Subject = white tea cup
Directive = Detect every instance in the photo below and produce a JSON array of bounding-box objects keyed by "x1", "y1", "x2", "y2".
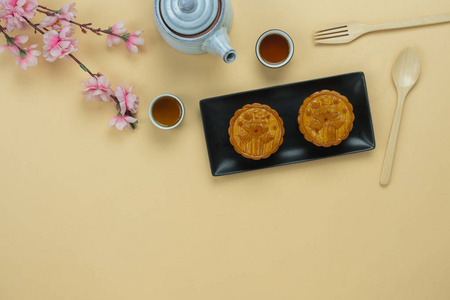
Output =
[
  {"x1": 149, "y1": 94, "x2": 185, "y2": 129},
  {"x1": 256, "y1": 29, "x2": 294, "y2": 68}
]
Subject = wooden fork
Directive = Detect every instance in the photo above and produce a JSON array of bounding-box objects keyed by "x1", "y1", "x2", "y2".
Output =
[{"x1": 313, "y1": 13, "x2": 450, "y2": 44}]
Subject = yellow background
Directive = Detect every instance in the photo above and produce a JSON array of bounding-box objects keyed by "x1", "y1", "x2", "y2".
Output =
[{"x1": 1, "y1": 0, "x2": 450, "y2": 299}]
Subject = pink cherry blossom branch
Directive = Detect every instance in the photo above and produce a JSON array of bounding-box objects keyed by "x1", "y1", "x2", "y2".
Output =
[
  {"x1": 24, "y1": 19, "x2": 97, "y2": 77},
  {"x1": 1, "y1": 1, "x2": 141, "y2": 129},
  {"x1": 24, "y1": 16, "x2": 46, "y2": 34},
  {"x1": 70, "y1": 20, "x2": 129, "y2": 42},
  {"x1": 25, "y1": 18, "x2": 95, "y2": 77},
  {"x1": 36, "y1": 5, "x2": 127, "y2": 41},
  {"x1": 23, "y1": 17, "x2": 136, "y2": 122},
  {"x1": 37, "y1": 4, "x2": 58, "y2": 13},
  {"x1": 0, "y1": 24, "x2": 28, "y2": 58}
]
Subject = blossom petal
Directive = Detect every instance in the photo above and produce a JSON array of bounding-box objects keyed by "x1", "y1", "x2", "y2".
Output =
[
  {"x1": 15, "y1": 34, "x2": 29, "y2": 44},
  {"x1": 115, "y1": 118, "x2": 128, "y2": 130},
  {"x1": 125, "y1": 116, "x2": 137, "y2": 123},
  {"x1": 126, "y1": 44, "x2": 139, "y2": 53},
  {"x1": 108, "y1": 117, "x2": 117, "y2": 127}
]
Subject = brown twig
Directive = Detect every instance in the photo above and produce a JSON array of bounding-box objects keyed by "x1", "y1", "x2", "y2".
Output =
[
  {"x1": 36, "y1": 7, "x2": 127, "y2": 41},
  {"x1": 24, "y1": 17, "x2": 46, "y2": 34},
  {"x1": 38, "y1": 5, "x2": 57, "y2": 12},
  {"x1": 0, "y1": 24, "x2": 28, "y2": 58},
  {"x1": 22, "y1": 17, "x2": 134, "y2": 119}
]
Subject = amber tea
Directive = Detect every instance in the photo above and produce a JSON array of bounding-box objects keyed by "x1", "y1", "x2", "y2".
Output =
[
  {"x1": 259, "y1": 34, "x2": 290, "y2": 63},
  {"x1": 256, "y1": 30, "x2": 294, "y2": 68},
  {"x1": 150, "y1": 95, "x2": 184, "y2": 129}
]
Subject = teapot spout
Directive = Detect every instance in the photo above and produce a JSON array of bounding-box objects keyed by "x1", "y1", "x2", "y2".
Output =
[{"x1": 203, "y1": 28, "x2": 236, "y2": 63}]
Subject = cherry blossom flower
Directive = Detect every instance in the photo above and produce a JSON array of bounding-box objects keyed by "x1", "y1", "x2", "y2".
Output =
[
  {"x1": 108, "y1": 115, "x2": 137, "y2": 130},
  {"x1": 81, "y1": 76, "x2": 113, "y2": 102},
  {"x1": 42, "y1": 26, "x2": 78, "y2": 62},
  {"x1": 125, "y1": 30, "x2": 144, "y2": 53},
  {"x1": 106, "y1": 21, "x2": 126, "y2": 47},
  {"x1": 14, "y1": 44, "x2": 40, "y2": 70},
  {"x1": 1, "y1": 2, "x2": 143, "y2": 130},
  {"x1": 39, "y1": 2, "x2": 77, "y2": 30},
  {"x1": 59, "y1": 2, "x2": 77, "y2": 22},
  {"x1": 0, "y1": 34, "x2": 28, "y2": 56},
  {"x1": 115, "y1": 83, "x2": 139, "y2": 115},
  {"x1": 0, "y1": 0, "x2": 38, "y2": 32},
  {"x1": 39, "y1": 15, "x2": 60, "y2": 30}
]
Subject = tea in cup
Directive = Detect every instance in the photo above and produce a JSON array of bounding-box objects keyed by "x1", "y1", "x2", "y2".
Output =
[
  {"x1": 256, "y1": 29, "x2": 294, "y2": 68},
  {"x1": 149, "y1": 94, "x2": 185, "y2": 129}
]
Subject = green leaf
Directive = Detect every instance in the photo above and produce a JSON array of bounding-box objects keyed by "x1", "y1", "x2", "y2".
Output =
[
  {"x1": 19, "y1": 50, "x2": 27, "y2": 60},
  {"x1": 80, "y1": 64, "x2": 88, "y2": 72},
  {"x1": 6, "y1": 36, "x2": 13, "y2": 46},
  {"x1": 131, "y1": 123, "x2": 136, "y2": 130},
  {"x1": 122, "y1": 33, "x2": 130, "y2": 41}
]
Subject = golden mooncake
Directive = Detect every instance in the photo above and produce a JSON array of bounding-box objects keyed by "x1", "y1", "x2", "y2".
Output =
[
  {"x1": 229, "y1": 103, "x2": 284, "y2": 160},
  {"x1": 298, "y1": 90, "x2": 354, "y2": 147}
]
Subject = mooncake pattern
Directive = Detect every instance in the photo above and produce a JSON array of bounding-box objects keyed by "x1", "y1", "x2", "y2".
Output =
[
  {"x1": 298, "y1": 90, "x2": 354, "y2": 147},
  {"x1": 229, "y1": 103, "x2": 284, "y2": 160}
]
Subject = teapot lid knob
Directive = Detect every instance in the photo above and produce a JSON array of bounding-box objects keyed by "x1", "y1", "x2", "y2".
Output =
[
  {"x1": 160, "y1": 0, "x2": 219, "y2": 36},
  {"x1": 179, "y1": 0, "x2": 196, "y2": 12}
]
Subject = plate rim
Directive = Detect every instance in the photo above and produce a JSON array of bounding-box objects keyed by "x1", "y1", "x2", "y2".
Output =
[{"x1": 199, "y1": 71, "x2": 376, "y2": 176}]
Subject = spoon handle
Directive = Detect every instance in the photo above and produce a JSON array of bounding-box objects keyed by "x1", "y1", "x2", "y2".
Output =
[{"x1": 380, "y1": 95, "x2": 405, "y2": 185}]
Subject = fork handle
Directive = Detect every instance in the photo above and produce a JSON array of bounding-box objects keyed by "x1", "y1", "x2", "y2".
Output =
[{"x1": 368, "y1": 13, "x2": 450, "y2": 32}]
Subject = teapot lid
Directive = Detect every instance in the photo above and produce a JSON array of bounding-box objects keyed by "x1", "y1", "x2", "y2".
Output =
[{"x1": 160, "y1": 0, "x2": 219, "y2": 36}]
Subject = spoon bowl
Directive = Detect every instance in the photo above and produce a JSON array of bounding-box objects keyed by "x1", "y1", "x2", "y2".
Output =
[
  {"x1": 392, "y1": 48, "x2": 421, "y2": 90},
  {"x1": 380, "y1": 47, "x2": 421, "y2": 185}
]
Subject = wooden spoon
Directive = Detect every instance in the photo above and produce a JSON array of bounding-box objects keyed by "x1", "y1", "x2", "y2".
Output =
[{"x1": 380, "y1": 47, "x2": 421, "y2": 185}]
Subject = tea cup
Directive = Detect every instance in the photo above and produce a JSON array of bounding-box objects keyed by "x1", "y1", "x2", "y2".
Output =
[
  {"x1": 256, "y1": 29, "x2": 294, "y2": 68},
  {"x1": 149, "y1": 94, "x2": 185, "y2": 130}
]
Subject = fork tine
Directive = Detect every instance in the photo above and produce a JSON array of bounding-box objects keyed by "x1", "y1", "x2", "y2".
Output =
[
  {"x1": 312, "y1": 21, "x2": 359, "y2": 44},
  {"x1": 313, "y1": 28, "x2": 348, "y2": 37},
  {"x1": 313, "y1": 24, "x2": 349, "y2": 42},
  {"x1": 313, "y1": 34, "x2": 350, "y2": 44},
  {"x1": 313, "y1": 25, "x2": 347, "y2": 35},
  {"x1": 314, "y1": 32, "x2": 349, "y2": 40}
]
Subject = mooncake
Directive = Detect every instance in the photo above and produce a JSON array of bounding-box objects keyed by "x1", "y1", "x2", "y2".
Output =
[
  {"x1": 298, "y1": 90, "x2": 354, "y2": 147},
  {"x1": 229, "y1": 103, "x2": 284, "y2": 160}
]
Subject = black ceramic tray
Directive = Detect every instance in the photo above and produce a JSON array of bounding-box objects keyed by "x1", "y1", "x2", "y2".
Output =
[{"x1": 199, "y1": 72, "x2": 375, "y2": 176}]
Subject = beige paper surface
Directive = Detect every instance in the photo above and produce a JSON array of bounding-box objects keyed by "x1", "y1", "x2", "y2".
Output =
[{"x1": 1, "y1": 0, "x2": 450, "y2": 299}]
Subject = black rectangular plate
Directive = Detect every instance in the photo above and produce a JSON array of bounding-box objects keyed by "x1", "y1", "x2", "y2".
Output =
[{"x1": 199, "y1": 72, "x2": 375, "y2": 176}]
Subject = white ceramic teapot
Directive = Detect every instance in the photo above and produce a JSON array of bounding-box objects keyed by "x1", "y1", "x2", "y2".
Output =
[{"x1": 153, "y1": 0, "x2": 236, "y2": 63}]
